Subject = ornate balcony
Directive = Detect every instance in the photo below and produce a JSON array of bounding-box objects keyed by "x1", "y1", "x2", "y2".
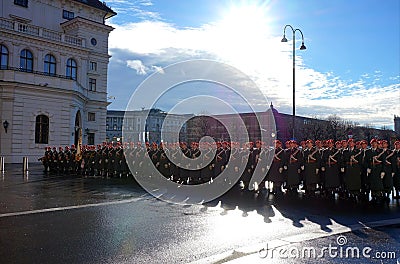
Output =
[{"x1": 0, "y1": 17, "x2": 86, "y2": 48}]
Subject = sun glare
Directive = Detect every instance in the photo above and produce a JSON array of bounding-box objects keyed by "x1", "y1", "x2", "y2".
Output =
[{"x1": 212, "y1": 2, "x2": 273, "y2": 67}]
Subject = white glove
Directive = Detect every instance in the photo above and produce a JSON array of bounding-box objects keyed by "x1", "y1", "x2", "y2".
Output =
[
  {"x1": 380, "y1": 172, "x2": 385, "y2": 179},
  {"x1": 321, "y1": 167, "x2": 325, "y2": 172},
  {"x1": 284, "y1": 166, "x2": 287, "y2": 170},
  {"x1": 301, "y1": 166, "x2": 305, "y2": 170},
  {"x1": 341, "y1": 168, "x2": 345, "y2": 173},
  {"x1": 367, "y1": 168, "x2": 371, "y2": 174},
  {"x1": 298, "y1": 169, "x2": 301, "y2": 174},
  {"x1": 316, "y1": 168, "x2": 319, "y2": 174},
  {"x1": 279, "y1": 168, "x2": 283, "y2": 173},
  {"x1": 392, "y1": 173, "x2": 395, "y2": 177}
]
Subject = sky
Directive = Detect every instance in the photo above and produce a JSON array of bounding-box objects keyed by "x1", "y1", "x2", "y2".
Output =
[{"x1": 105, "y1": 0, "x2": 400, "y2": 129}]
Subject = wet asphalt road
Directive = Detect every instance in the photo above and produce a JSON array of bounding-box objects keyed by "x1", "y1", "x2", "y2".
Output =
[{"x1": 0, "y1": 164, "x2": 400, "y2": 264}]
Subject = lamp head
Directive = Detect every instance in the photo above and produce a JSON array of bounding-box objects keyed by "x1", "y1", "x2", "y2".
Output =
[
  {"x1": 281, "y1": 35, "x2": 288, "y2": 42},
  {"x1": 300, "y1": 42, "x2": 306, "y2": 50}
]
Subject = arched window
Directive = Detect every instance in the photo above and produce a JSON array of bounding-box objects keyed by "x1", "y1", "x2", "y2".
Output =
[
  {"x1": 35, "y1": 115, "x2": 49, "y2": 144},
  {"x1": 0, "y1": 44, "x2": 8, "y2": 69},
  {"x1": 66, "y1": 58, "x2": 77, "y2": 80},
  {"x1": 20, "y1": 49, "x2": 33, "y2": 72},
  {"x1": 44, "y1": 54, "x2": 56, "y2": 76}
]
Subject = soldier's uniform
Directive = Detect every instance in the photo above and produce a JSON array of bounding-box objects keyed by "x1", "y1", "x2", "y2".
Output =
[
  {"x1": 240, "y1": 142, "x2": 254, "y2": 190},
  {"x1": 342, "y1": 139, "x2": 362, "y2": 199},
  {"x1": 286, "y1": 140, "x2": 303, "y2": 193},
  {"x1": 158, "y1": 143, "x2": 172, "y2": 179},
  {"x1": 359, "y1": 140, "x2": 370, "y2": 200},
  {"x1": 303, "y1": 140, "x2": 320, "y2": 195},
  {"x1": 179, "y1": 142, "x2": 191, "y2": 184},
  {"x1": 39, "y1": 147, "x2": 51, "y2": 172},
  {"x1": 367, "y1": 139, "x2": 384, "y2": 202},
  {"x1": 64, "y1": 146, "x2": 72, "y2": 174},
  {"x1": 268, "y1": 140, "x2": 285, "y2": 195},
  {"x1": 393, "y1": 141, "x2": 400, "y2": 199},
  {"x1": 252, "y1": 140, "x2": 269, "y2": 191},
  {"x1": 321, "y1": 140, "x2": 341, "y2": 196},
  {"x1": 339, "y1": 140, "x2": 348, "y2": 195},
  {"x1": 189, "y1": 142, "x2": 201, "y2": 184},
  {"x1": 380, "y1": 140, "x2": 394, "y2": 201},
  {"x1": 214, "y1": 142, "x2": 227, "y2": 179},
  {"x1": 315, "y1": 140, "x2": 325, "y2": 192},
  {"x1": 282, "y1": 140, "x2": 291, "y2": 190},
  {"x1": 70, "y1": 145, "x2": 77, "y2": 175},
  {"x1": 169, "y1": 143, "x2": 181, "y2": 182},
  {"x1": 225, "y1": 142, "x2": 241, "y2": 186},
  {"x1": 200, "y1": 143, "x2": 214, "y2": 183}
]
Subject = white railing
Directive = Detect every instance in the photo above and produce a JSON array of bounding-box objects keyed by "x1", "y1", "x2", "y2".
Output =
[
  {"x1": 64, "y1": 35, "x2": 83, "y2": 47},
  {"x1": 0, "y1": 17, "x2": 85, "y2": 48},
  {"x1": 0, "y1": 18, "x2": 13, "y2": 30},
  {"x1": 17, "y1": 23, "x2": 39, "y2": 36},
  {"x1": 42, "y1": 28, "x2": 62, "y2": 42}
]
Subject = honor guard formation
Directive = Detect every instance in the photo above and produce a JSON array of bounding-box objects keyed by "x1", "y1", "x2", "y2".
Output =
[{"x1": 40, "y1": 138, "x2": 400, "y2": 204}]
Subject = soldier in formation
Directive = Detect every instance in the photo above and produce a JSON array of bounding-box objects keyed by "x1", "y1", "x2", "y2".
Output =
[{"x1": 40, "y1": 138, "x2": 400, "y2": 204}]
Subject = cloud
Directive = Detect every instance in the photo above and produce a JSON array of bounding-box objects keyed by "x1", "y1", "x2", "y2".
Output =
[
  {"x1": 126, "y1": 59, "x2": 148, "y2": 75},
  {"x1": 106, "y1": 18, "x2": 400, "y2": 129},
  {"x1": 106, "y1": 0, "x2": 160, "y2": 21}
]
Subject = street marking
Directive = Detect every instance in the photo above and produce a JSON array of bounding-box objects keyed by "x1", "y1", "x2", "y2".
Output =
[{"x1": 0, "y1": 197, "x2": 142, "y2": 218}]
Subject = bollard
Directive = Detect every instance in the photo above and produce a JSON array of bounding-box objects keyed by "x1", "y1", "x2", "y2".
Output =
[
  {"x1": 23, "y1": 156, "x2": 29, "y2": 172},
  {"x1": 0, "y1": 156, "x2": 4, "y2": 172}
]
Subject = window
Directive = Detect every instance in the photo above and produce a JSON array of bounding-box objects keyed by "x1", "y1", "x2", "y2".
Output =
[
  {"x1": 106, "y1": 124, "x2": 109, "y2": 130},
  {"x1": 66, "y1": 58, "x2": 77, "y2": 80},
  {"x1": 89, "y1": 78, "x2": 96, "y2": 91},
  {"x1": 35, "y1": 115, "x2": 49, "y2": 144},
  {"x1": 63, "y1": 10, "x2": 74, "y2": 20},
  {"x1": 113, "y1": 124, "x2": 117, "y2": 130},
  {"x1": 87, "y1": 133, "x2": 95, "y2": 145},
  {"x1": 88, "y1": 112, "x2": 96, "y2": 122},
  {"x1": 44, "y1": 54, "x2": 56, "y2": 76},
  {"x1": 0, "y1": 45, "x2": 8, "y2": 69},
  {"x1": 89, "y1": 61, "x2": 97, "y2": 71},
  {"x1": 20, "y1": 49, "x2": 33, "y2": 72},
  {"x1": 14, "y1": 0, "x2": 28, "y2": 7}
]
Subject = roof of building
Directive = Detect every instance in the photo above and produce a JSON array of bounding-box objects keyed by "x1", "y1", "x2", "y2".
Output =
[{"x1": 73, "y1": 0, "x2": 116, "y2": 19}]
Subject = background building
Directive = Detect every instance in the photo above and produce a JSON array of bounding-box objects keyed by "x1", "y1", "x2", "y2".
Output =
[
  {"x1": 0, "y1": 0, "x2": 116, "y2": 163},
  {"x1": 185, "y1": 104, "x2": 398, "y2": 145},
  {"x1": 107, "y1": 109, "x2": 191, "y2": 144},
  {"x1": 107, "y1": 104, "x2": 399, "y2": 147}
]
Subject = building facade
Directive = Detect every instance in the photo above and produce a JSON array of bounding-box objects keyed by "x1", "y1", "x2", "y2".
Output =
[
  {"x1": 106, "y1": 109, "x2": 191, "y2": 144},
  {"x1": 0, "y1": 0, "x2": 115, "y2": 163},
  {"x1": 185, "y1": 104, "x2": 399, "y2": 145}
]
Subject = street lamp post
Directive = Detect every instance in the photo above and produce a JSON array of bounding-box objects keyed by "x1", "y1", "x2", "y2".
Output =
[{"x1": 281, "y1": 25, "x2": 306, "y2": 140}]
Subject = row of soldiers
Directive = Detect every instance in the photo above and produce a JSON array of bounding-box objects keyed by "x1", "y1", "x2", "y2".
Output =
[
  {"x1": 39, "y1": 138, "x2": 400, "y2": 203},
  {"x1": 269, "y1": 138, "x2": 400, "y2": 203}
]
